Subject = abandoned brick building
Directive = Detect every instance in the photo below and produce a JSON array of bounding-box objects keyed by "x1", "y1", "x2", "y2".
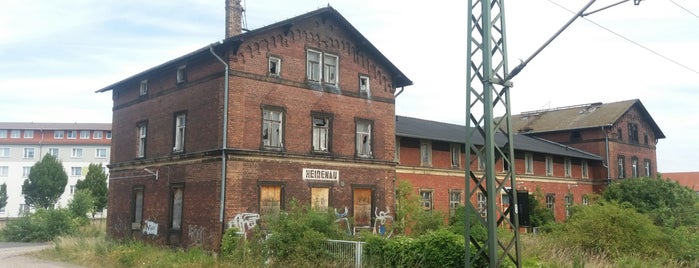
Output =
[{"x1": 98, "y1": 1, "x2": 664, "y2": 250}]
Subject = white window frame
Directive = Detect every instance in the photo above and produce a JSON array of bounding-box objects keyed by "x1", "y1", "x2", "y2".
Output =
[
  {"x1": 24, "y1": 130, "x2": 34, "y2": 138},
  {"x1": 71, "y1": 167, "x2": 82, "y2": 177},
  {"x1": 306, "y1": 49, "x2": 339, "y2": 85},
  {"x1": 546, "y1": 193, "x2": 555, "y2": 211},
  {"x1": 0, "y1": 130, "x2": 6, "y2": 138},
  {"x1": 269, "y1": 57, "x2": 281, "y2": 76},
  {"x1": 0, "y1": 148, "x2": 9, "y2": 157},
  {"x1": 70, "y1": 185, "x2": 77, "y2": 195},
  {"x1": 356, "y1": 120, "x2": 372, "y2": 157},
  {"x1": 323, "y1": 54, "x2": 338, "y2": 84},
  {"x1": 67, "y1": 130, "x2": 77, "y2": 139},
  {"x1": 80, "y1": 130, "x2": 90, "y2": 139},
  {"x1": 582, "y1": 160, "x2": 589, "y2": 178},
  {"x1": 449, "y1": 189, "x2": 462, "y2": 216},
  {"x1": 477, "y1": 192, "x2": 487, "y2": 217},
  {"x1": 93, "y1": 131, "x2": 103, "y2": 139},
  {"x1": 71, "y1": 148, "x2": 83, "y2": 158},
  {"x1": 23, "y1": 148, "x2": 35, "y2": 159},
  {"x1": 139, "y1": 79, "x2": 148, "y2": 96},
  {"x1": 177, "y1": 65, "x2": 187, "y2": 84},
  {"x1": 564, "y1": 157, "x2": 572, "y2": 177},
  {"x1": 477, "y1": 154, "x2": 486, "y2": 170},
  {"x1": 450, "y1": 144, "x2": 460, "y2": 168},
  {"x1": 582, "y1": 196, "x2": 590, "y2": 205},
  {"x1": 618, "y1": 156, "x2": 625, "y2": 178},
  {"x1": 359, "y1": 75, "x2": 370, "y2": 96},
  {"x1": 0, "y1": 166, "x2": 8, "y2": 177},
  {"x1": 644, "y1": 159, "x2": 651, "y2": 177},
  {"x1": 95, "y1": 148, "x2": 108, "y2": 158},
  {"x1": 138, "y1": 124, "x2": 147, "y2": 158},
  {"x1": 631, "y1": 157, "x2": 639, "y2": 178},
  {"x1": 174, "y1": 113, "x2": 186, "y2": 152},
  {"x1": 525, "y1": 152, "x2": 534, "y2": 174},
  {"x1": 54, "y1": 131, "x2": 64, "y2": 139},
  {"x1": 420, "y1": 189, "x2": 433, "y2": 211},
  {"x1": 312, "y1": 115, "x2": 330, "y2": 152},
  {"x1": 106, "y1": 131, "x2": 112, "y2": 139},
  {"x1": 22, "y1": 166, "x2": 31, "y2": 178},
  {"x1": 306, "y1": 49, "x2": 322, "y2": 82},
  {"x1": 10, "y1": 130, "x2": 20, "y2": 138},
  {"x1": 48, "y1": 148, "x2": 59, "y2": 157},
  {"x1": 262, "y1": 109, "x2": 283, "y2": 148},
  {"x1": 565, "y1": 194, "x2": 573, "y2": 218},
  {"x1": 545, "y1": 156, "x2": 553, "y2": 176},
  {"x1": 420, "y1": 140, "x2": 432, "y2": 167}
]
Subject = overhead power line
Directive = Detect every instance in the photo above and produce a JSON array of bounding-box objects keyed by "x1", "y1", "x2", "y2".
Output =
[{"x1": 668, "y1": 0, "x2": 699, "y2": 19}]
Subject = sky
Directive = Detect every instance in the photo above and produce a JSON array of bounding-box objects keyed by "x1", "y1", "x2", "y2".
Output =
[{"x1": 0, "y1": 0, "x2": 697, "y2": 172}]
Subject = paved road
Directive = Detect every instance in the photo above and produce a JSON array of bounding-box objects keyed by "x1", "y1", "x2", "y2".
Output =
[{"x1": 0, "y1": 242, "x2": 82, "y2": 268}]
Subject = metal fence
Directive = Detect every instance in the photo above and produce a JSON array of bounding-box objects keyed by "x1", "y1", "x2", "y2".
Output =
[{"x1": 325, "y1": 239, "x2": 365, "y2": 268}]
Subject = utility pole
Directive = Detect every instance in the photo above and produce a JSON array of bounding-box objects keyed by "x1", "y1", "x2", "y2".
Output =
[{"x1": 465, "y1": 0, "x2": 641, "y2": 267}]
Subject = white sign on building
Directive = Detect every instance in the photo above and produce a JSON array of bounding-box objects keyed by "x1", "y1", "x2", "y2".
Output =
[{"x1": 302, "y1": 168, "x2": 339, "y2": 182}]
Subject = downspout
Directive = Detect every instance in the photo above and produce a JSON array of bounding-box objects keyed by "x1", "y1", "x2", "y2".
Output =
[
  {"x1": 600, "y1": 125, "x2": 611, "y2": 186},
  {"x1": 210, "y1": 44, "x2": 230, "y2": 225}
]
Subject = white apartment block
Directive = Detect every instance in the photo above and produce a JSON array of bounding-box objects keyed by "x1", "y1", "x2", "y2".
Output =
[{"x1": 0, "y1": 122, "x2": 111, "y2": 218}]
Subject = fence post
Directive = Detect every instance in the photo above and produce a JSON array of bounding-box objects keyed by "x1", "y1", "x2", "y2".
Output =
[{"x1": 355, "y1": 241, "x2": 362, "y2": 268}]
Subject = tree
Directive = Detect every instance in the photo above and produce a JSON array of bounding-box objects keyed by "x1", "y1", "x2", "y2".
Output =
[
  {"x1": 22, "y1": 154, "x2": 68, "y2": 209},
  {"x1": 68, "y1": 189, "x2": 94, "y2": 226},
  {"x1": 76, "y1": 163, "x2": 108, "y2": 216},
  {"x1": 0, "y1": 183, "x2": 7, "y2": 211},
  {"x1": 603, "y1": 177, "x2": 699, "y2": 228}
]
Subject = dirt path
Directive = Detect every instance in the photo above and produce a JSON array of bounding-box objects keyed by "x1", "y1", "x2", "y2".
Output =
[{"x1": 0, "y1": 242, "x2": 82, "y2": 268}]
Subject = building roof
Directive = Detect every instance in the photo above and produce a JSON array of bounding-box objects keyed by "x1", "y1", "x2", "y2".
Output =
[
  {"x1": 395, "y1": 115, "x2": 602, "y2": 160},
  {"x1": 508, "y1": 99, "x2": 665, "y2": 139},
  {"x1": 96, "y1": 6, "x2": 412, "y2": 93},
  {"x1": 0, "y1": 122, "x2": 111, "y2": 131},
  {"x1": 662, "y1": 172, "x2": 699, "y2": 191}
]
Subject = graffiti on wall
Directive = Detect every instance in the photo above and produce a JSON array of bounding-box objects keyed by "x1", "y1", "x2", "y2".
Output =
[
  {"x1": 373, "y1": 207, "x2": 393, "y2": 237},
  {"x1": 228, "y1": 213, "x2": 260, "y2": 235},
  {"x1": 143, "y1": 220, "x2": 158, "y2": 236},
  {"x1": 334, "y1": 207, "x2": 352, "y2": 235},
  {"x1": 187, "y1": 225, "x2": 207, "y2": 245}
]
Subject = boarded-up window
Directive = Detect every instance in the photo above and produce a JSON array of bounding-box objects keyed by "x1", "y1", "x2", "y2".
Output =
[
  {"x1": 260, "y1": 185, "x2": 282, "y2": 216},
  {"x1": 171, "y1": 186, "x2": 183, "y2": 230},
  {"x1": 311, "y1": 187, "x2": 329, "y2": 211},
  {"x1": 353, "y1": 188, "x2": 372, "y2": 227}
]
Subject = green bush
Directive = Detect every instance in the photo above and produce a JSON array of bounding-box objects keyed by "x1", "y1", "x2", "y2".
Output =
[
  {"x1": 447, "y1": 206, "x2": 487, "y2": 243},
  {"x1": 555, "y1": 201, "x2": 668, "y2": 259},
  {"x1": 2, "y1": 208, "x2": 76, "y2": 242},
  {"x1": 68, "y1": 189, "x2": 94, "y2": 226}
]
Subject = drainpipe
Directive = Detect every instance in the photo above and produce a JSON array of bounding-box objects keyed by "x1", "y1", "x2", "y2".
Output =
[
  {"x1": 600, "y1": 125, "x2": 611, "y2": 186},
  {"x1": 210, "y1": 44, "x2": 230, "y2": 225}
]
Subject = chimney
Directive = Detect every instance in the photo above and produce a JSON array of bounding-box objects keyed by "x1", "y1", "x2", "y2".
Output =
[{"x1": 225, "y1": 0, "x2": 243, "y2": 38}]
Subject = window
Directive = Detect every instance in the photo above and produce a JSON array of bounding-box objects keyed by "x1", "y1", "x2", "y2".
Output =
[
  {"x1": 96, "y1": 148, "x2": 108, "y2": 158},
  {"x1": 80, "y1": 130, "x2": 90, "y2": 139},
  {"x1": 570, "y1": 131, "x2": 581, "y2": 142},
  {"x1": 420, "y1": 140, "x2": 432, "y2": 166},
  {"x1": 310, "y1": 187, "x2": 330, "y2": 211},
  {"x1": 359, "y1": 75, "x2": 370, "y2": 96},
  {"x1": 581, "y1": 160, "x2": 589, "y2": 178},
  {"x1": 395, "y1": 137, "x2": 400, "y2": 162},
  {"x1": 564, "y1": 158, "x2": 572, "y2": 177},
  {"x1": 0, "y1": 166, "x2": 8, "y2": 177},
  {"x1": 70, "y1": 185, "x2": 77, "y2": 195},
  {"x1": 628, "y1": 123, "x2": 639, "y2": 144},
  {"x1": 268, "y1": 57, "x2": 281, "y2": 76},
  {"x1": 356, "y1": 120, "x2": 372, "y2": 157},
  {"x1": 132, "y1": 186, "x2": 144, "y2": 230},
  {"x1": 170, "y1": 185, "x2": 184, "y2": 230},
  {"x1": 24, "y1": 130, "x2": 33, "y2": 138},
  {"x1": 173, "y1": 113, "x2": 186, "y2": 152},
  {"x1": 22, "y1": 166, "x2": 31, "y2": 178},
  {"x1": 545, "y1": 156, "x2": 553, "y2": 176},
  {"x1": 312, "y1": 115, "x2": 330, "y2": 152},
  {"x1": 137, "y1": 123, "x2": 147, "y2": 158},
  {"x1": 67, "y1": 130, "x2": 77, "y2": 139},
  {"x1": 565, "y1": 194, "x2": 573, "y2": 219},
  {"x1": 71, "y1": 148, "x2": 83, "y2": 158},
  {"x1": 23, "y1": 148, "x2": 35, "y2": 159},
  {"x1": 19, "y1": 204, "x2": 30, "y2": 216},
  {"x1": 582, "y1": 195, "x2": 590, "y2": 205},
  {"x1": 0, "y1": 130, "x2": 6, "y2": 138},
  {"x1": 106, "y1": 131, "x2": 112, "y2": 139},
  {"x1": 477, "y1": 154, "x2": 486, "y2": 170},
  {"x1": 477, "y1": 192, "x2": 487, "y2": 217},
  {"x1": 631, "y1": 157, "x2": 639, "y2": 178},
  {"x1": 449, "y1": 190, "x2": 461, "y2": 216},
  {"x1": 323, "y1": 54, "x2": 338, "y2": 84},
  {"x1": 546, "y1": 193, "x2": 555, "y2": 211},
  {"x1": 450, "y1": 144, "x2": 460, "y2": 168},
  {"x1": 93, "y1": 131, "x2": 103, "y2": 139},
  {"x1": 48, "y1": 148, "x2": 59, "y2": 157},
  {"x1": 54, "y1": 131, "x2": 64, "y2": 139},
  {"x1": 306, "y1": 49, "x2": 338, "y2": 85},
  {"x1": 10, "y1": 130, "x2": 20, "y2": 138},
  {"x1": 260, "y1": 184, "x2": 282, "y2": 216},
  {"x1": 617, "y1": 156, "x2": 625, "y2": 178},
  {"x1": 503, "y1": 158, "x2": 510, "y2": 171},
  {"x1": 262, "y1": 108, "x2": 283, "y2": 149},
  {"x1": 177, "y1": 65, "x2": 187, "y2": 84},
  {"x1": 0, "y1": 148, "x2": 9, "y2": 157},
  {"x1": 525, "y1": 153, "x2": 534, "y2": 174},
  {"x1": 353, "y1": 188, "x2": 372, "y2": 227},
  {"x1": 71, "y1": 167, "x2": 82, "y2": 176},
  {"x1": 644, "y1": 159, "x2": 651, "y2": 177},
  {"x1": 644, "y1": 134, "x2": 649, "y2": 145},
  {"x1": 139, "y1": 79, "x2": 148, "y2": 96},
  {"x1": 307, "y1": 50, "x2": 321, "y2": 82},
  {"x1": 420, "y1": 189, "x2": 433, "y2": 211},
  {"x1": 617, "y1": 128, "x2": 623, "y2": 141}
]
